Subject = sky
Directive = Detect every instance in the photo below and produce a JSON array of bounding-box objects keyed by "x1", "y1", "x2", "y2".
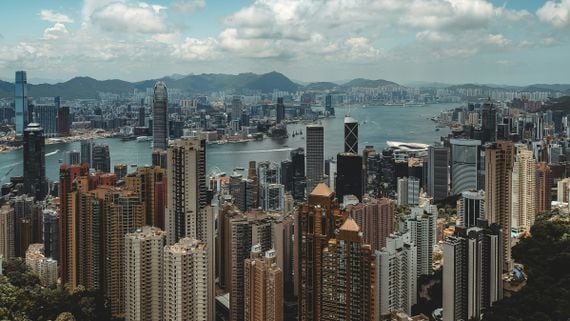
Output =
[{"x1": 0, "y1": 0, "x2": 569, "y2": 85}]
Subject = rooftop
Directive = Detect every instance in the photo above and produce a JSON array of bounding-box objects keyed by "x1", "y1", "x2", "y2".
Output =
[{"x1": 310, "y1": 182, "x2": 333, "y2": 197}]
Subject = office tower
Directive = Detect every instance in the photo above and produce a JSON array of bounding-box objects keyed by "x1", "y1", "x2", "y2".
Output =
[
  {"x1": 244, "y1": 246, "x2": 283, "y2": 321},
  {"x1": 164, "y1": 237, "x2": 213, "y2": 321},
  {"x1": 23, "y1": 123, "x2": 48, "y2": 200},
  {"x1": 124, "y1": 226, "x2": 166, "y2": 321},
  {"x1": 152, "y1": 149, "x2": 168, "y2": 169},
  {"x1": 125, "y1": 166, "x2": 166, "y2": 227},
  {"x1": 290, "y1": 148, "x2": 306, "y2": 200},
  {"x1": 305, "y1": 124, "x2": 324, "y2": 193},
  {"x1": 481, "y1": 100, "x2": 497, "y2": 143},
  {"x1": 344, "y1": 116, "x2": 358, "y2": 154},
  {"x1": 218, "y1": 204, "x2": 242, "y2": 290},
  {"x1": 406, "y1": 207, "x2": 436, "y2": 276},
  {"x1": 166, "y1": 138, "x2": 207, "y2": 245},
  {"x1": 247, "y1": 161, "x2": 260, "y2": 209},
  {"x1": 262, "y1": 184, "x2": 285, "y2": 211},
  {"x1": 325, "y1": 94, "x2": 334, "y2": 116},
  {"x1": 457, "y1": 190, "x2": 485, "y2": 228},
  {"x1": 335, "y1": 153, "x2": 364, "y2": 202},
  {"x1": 557, "y1": 177, "x2": 570, "y2": 203},
  {"x1": 34, "y1": 105, "x2": 58, "y2": 138},
  {"x1": 443, "y1": 221, "x2": 503, "y2": 321},
  {"x1": 58, "y1": 163, "x2": 90, "y2": 286},
  {"x1": 114, "y1": 164, "x2": 128, "y2": 181},
  {"x1": 15, "y1": 71, "x2": 28, "y2": 138},
  {"x1": 57, "y1": 106, "x2": 71, "y2": 137},
  {"x1": 297, "y1": 183, "x2": 345, "y2": 321},
  {"x1": 280, "y1": 160, "x2": 293, "y2": 191},
  {"x1": 376, "y1": 233, "x2": 417, "y2": 317},
  {"x1": 450, "y1": 139, "x2": 481, "y2": 195},
  {"x1": 397, "y1": 177, "x2": 420, "y2": 206},
  {"x1": 230, "y1": 174, "x2": 247, "y2": 211},
  {"x1": 153, "y1": 81, "x2": 168, "y2": 151},
  {"x1": 276, "y1": 97, "x2": 285, "y2": 124},
  {"x1": 484, "y1": 140, "x2": 514, "y2": 272},
  {"x1": 80, "y1": 140, "x2": 92, "y2": 165},
  {"x1": 92, "y1": 144, "x2": 111, "y2": 173},
  {"x1": 511, "y1": 147, "x2": 536, "y2": 233},
  {"x1": 231, "y1": 96, "x2": 243, "y2": 124},
  {"x1": 64, "y1": 150, "x2": 81, "y2": 165},
  {"x1": 346, "y1": 196, "x2": 395, "y2": 251},
  {"x1": 536, "y1": 162, "x2": 551, "y2": 213},
  {"x1": 138, "y1": 107, "x2": 146, "y2": 127},
  {"x1": 427, "y1": 145, "x2": 449, "y2": 201},
  {"x1": 0, "y1": 205, "x2": 15, "y2": 258},
  {"x1": 271, "y1": 214, "x2": 295, "y2": 299},
  {"x1": 42, "y1": 209, "x2": 59, "y2": 260},
  {"x1": 321, "y1": 218, "x2": 376, "y2": 321}
]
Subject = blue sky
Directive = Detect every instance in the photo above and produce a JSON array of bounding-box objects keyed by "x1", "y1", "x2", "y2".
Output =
[{"x1": 0, "y1": 0, "x2": 569, "y2": 85}]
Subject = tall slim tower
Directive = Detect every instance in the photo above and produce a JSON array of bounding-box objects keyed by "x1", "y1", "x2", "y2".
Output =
[
  {"x1": 535, "y1": 162, "x2": 551, "y2": 213},
  {"x1": 305, "y1": 125, "x2": 324, "y2": 194},
  {"x1": 153, "y1": 81, "x2": 168, "y2": 151},
  {"x1": 335, "y1": 153, "x2": 364, "y2": 201},
  {"x1": 457, "y1": 190, "x2": 485, "y2": 228},
  {"x1": 450, "y1": 139, "x2": 481, "y2": 195},
  {"x1": 484, "y1": 140, "x2": 514, "y2": 272},
  {"x1": 511, "y1": 146, "x2": 536, "y2": 233},
  {"x1": 344, "y1": 116, "x2": 358, "y2": 154},
  {"x1": 23, "y1": 123, "x2": 47, "y2": 200},
  {"x1": 481, "y1": 100, "x2": 497, "y2": 143},
  {"x1": 276, "y1": 97, "x2": 285, "y2": 124},
  {"x1": 91, "y1": 144, "x2": 111, "y2": 173},
  {"x1": 244, "y1": 245, "x2": 283, "y2": 321},
  {"x1": 427, "y1": 145, "x2": 449, "y2": 201},
  {"x1": 166, "y1": 138, "x2": 207, "y2": 245},
  {"x1": 15, "y1": 71, "x2": 28, "y2": 138},
  {"x1": 124, "y1": 226, "x2": 166, "y2": 321}
]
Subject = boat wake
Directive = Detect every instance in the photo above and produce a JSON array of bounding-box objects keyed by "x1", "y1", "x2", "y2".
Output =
[
  {"x1": 45, "y1": 149, "x2": 60, "y2": 157},
  {"x1": 209, "y1": 147, "x2": 294, "y2": 155}
]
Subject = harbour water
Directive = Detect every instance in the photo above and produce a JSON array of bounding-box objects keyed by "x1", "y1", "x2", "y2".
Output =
[{"x1": 0, "y1": 104, "x2": 454, "y2": 184}]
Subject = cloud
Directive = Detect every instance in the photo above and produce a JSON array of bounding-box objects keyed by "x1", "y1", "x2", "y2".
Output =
[
  {"x1": 39, "y1": 10, "x2": 74, "y2": 23},
  {"x1": 537, "y1": 0, "x2": 570, "y2": 28},
  {"x1": 89, "y1": 2, "x2": 168, "y2": 33},
  {"x1": 345, "y1": 37, "x2": 382, "y2": 60},
  {"x1": 43, "y1": 23, "x2": 70, "y2": 40},
  {"x1": 171, "y1": 0, "x2": 206, "y2": 13},
  {"x1": 172, "y1": 37, "x2": 220, "y2": 60}
]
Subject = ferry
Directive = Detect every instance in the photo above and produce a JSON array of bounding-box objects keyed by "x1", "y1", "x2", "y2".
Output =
[{"x1": 136, "y1": 136, "x2": 152, "y2": 142}]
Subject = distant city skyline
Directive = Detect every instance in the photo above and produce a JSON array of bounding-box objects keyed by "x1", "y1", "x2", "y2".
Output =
[{"x1": 0, "y1": 0, "x2": 569, "y2": 85}]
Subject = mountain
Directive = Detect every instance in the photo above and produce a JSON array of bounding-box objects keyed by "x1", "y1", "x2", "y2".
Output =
[
  {"x1": 304, "y1": 82, "x2": 339, "y2": 91},
  {"x1": 405, "y1": 81, "x2": 452, "y2": 88},
  {"x1": 341, "y1": 78, "x2": 400, "y2": 88}
]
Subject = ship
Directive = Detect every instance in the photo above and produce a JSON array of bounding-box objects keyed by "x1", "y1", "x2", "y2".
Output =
[{"x1": 136, "y1": 136, "x2": 152, "y2": 142}]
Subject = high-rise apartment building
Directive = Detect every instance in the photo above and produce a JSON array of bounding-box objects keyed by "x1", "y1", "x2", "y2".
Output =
[
  {"x1": 124, "y1": 226, "x2": 166, "y2": 321},
  {"x1": 0, "y1": 205, "x2": 15, "y2": 259},
  {"x1": 376, "y1": 233, "x2": 417, "y2": 317},
  {"x1": 484, "y1": 140, "x2": 514, "y2": 272},
  {"x1": 163, "y1": 237, "x2": 213, "y2": 321},
  {"x1": 14, "y1": 71, "x2": 28, "y2": 138},
  {"x1": 321, "y1": 217, "x2": 376, "y2": 321},
  {"x1": 297, "y1": 183, "x2": 345, "y2": 321},
  {"x1": 536, "y1": 162, "x2": 551, "y2": 213},
  {"x1": 457, "y1": 190, "x2": 485, "y2": 228},
  {"x1": 125, "y1": 166, "x2": 166, "y2": 228},
  {"x1": 397, "y1": 177, "x2": 420, "y2": 206},
  {"x1": 346, "y1": 196, "x2": 395, "y2": 251},
  {"x1": 450, "y1": 139, "x2": 481, "y2": 195},
  {"x1": 557, "y1": 177, "x2": 570, "y2": 203},
  {"x1": 443, "y1": 221, "x2": 503, "y2": 321},
  {"x1": 64, "y1": 150, "x2": 81, "y2": 166},
  {"x1": 344, "y1": 116, "x2": 358, "y2": 154},
  {"x1": 57, "y1": 105, "x2": 71, "y2": 137},
  {"x1": 42, "y1": 209, "x2": 59, "y2": 260},
  {"x1": 427, "y1": 145, "x2": 449, "y2": 201},
  {"x1": 335, "y1": 153, "x2": 364, "y2": 201},
  {"x1": 305, "y1": 125, "x2": 324, "y2": 194},
  {"x1": 244, "y1": 245, "x2": 283, "y2": 321},
  {"x1": 153, "y1": 81, "x2": 168, "y2": 151},
  {"x1": 23, "y1": 123, "x2": 48, "y2": 200},
  {"x1": 406, "y1": 207, "x2": 436, "y2": 276},
  {"x1": 166, "y1": 138, "x2": 207, "y2": 245},
  {"x1": 511, "y1": 146, "x2": 536, "y2": 233}
]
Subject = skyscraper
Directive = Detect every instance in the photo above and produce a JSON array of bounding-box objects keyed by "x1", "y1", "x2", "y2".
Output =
[
  {"x1": 23, "y1": 123, "x2": 47, "y2": 200},
  {"x1": 481, "y1": 100, "x2": 497, "y2": 143},
  {"x1": 305, "y1": 124, "x2": 324, "y2": 194},
  {"x1": 535, "y1": 162, "x2": 551, "y2": 213},
  {"x1": 427, "y1": 145, "x2": 449, "y2": 201},
  {"x1": 14, "y1": 71, "x2": 28, "y2": 138},
  {"x1": 91, "y1": 144, "x2": 111, "y2": 173},
  {"x1": 80, "y1": 140, "x2": 92, "y2": 165},
  {"x1": 64, "y1": 150, "x2": 81, "y2": 166},
  {"x1": 335, "y1": 153, "x2": 364, "y2": 202},
  {"x1": 124, "y1": 226, "x2": 166, "y2": 321},
  {"x1": 276, "y1": 97, "x2": 285, "y2": 124},
  {"x1": 42, "y1": 209, "x2": 59, "y2": 260},
  {"x1": 376, "y1": 233, "x2": 417, "y2": 317},
  {"x1": 290, "y1": 148, "x2": 306, "y2": 201},
  {"x1": 0, "y1": 205, "x2": 15, "y2": 259},
  {"x1": 397, "y1": 177, "x2": 420, "y2": 206},
  {"x1": 57, "y1": 106, "x2": 71, "y2": 137},
  {"x1": 406, "y1": 207, "x2": 436, "y2": 276},
  {"x1": 457, "y1": 190, "x2": 485, "y2": 228},
  {"x1": 346, "y1": 196, "x2": 395, "y2": 251},
  {"x1": 443, "y1": 221, "x2": 503, "y2": 321},
  {"x1": 34, "y1": 105, "x2": 58, "y2": 138},
  {"x1": 484, "y1": 140, "x2": 514, "y2": 272},
  {"x1": 511, "y1": 146, "x2": 536, "y2": 233},
  {"x1": 166, "y1": 138, "x2": 207, "y2": 245},
  {"x1": 325, "y1": 94, "x2": 334, "y2": 116},
  {"x1": 450, "y1": 139, "x2": 481, "y2": 195},
  {"x1": 344, "y1": 116, "x2": 358, "y2": 154},
  {"x1": 244, "y1": 245, "x2": 283, "y2": 321},
  {"x1": 153, "y1": 81, "x2": 168, "y2": 151},
  {"x1": 321, "y1": 217, "x2": 376, "y2": 321}
]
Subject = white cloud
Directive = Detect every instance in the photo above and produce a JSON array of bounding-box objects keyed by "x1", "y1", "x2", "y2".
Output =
[
  {"x1": 537, "y1": 0, "x2": 570, "y2": 28},
  {"x1": 172, "y1": 37, "x2": 220, "y2": 60},
  {"x1": 89, "y1": 2, "x2": 168, "y2": 34},
  {"x1": 416, "y1": 31, "x2": 451, "y2": 43},
  {"x1": 39, "y1": 10, "x2": 74, "y2": 23},
  {"x1": 43, "y1": 23, "x2": 70, "y2": 40},
  {"x1": 486, "y1": 34, "x2": 511, "y2": 47},
  {"x1": 171, "y1": 0, "x2": 206, "y2": 13},
  {"x1": 345, "y1": 37, "x2": 382, "y2": 60}
]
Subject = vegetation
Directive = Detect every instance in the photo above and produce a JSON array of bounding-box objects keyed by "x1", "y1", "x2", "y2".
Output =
[
  {"x1": 0, "y1": 258, "x2": 113, "y2": 321},
  {"x1": 483, "y1": 211, "x2": 570, "y2": 321}
]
